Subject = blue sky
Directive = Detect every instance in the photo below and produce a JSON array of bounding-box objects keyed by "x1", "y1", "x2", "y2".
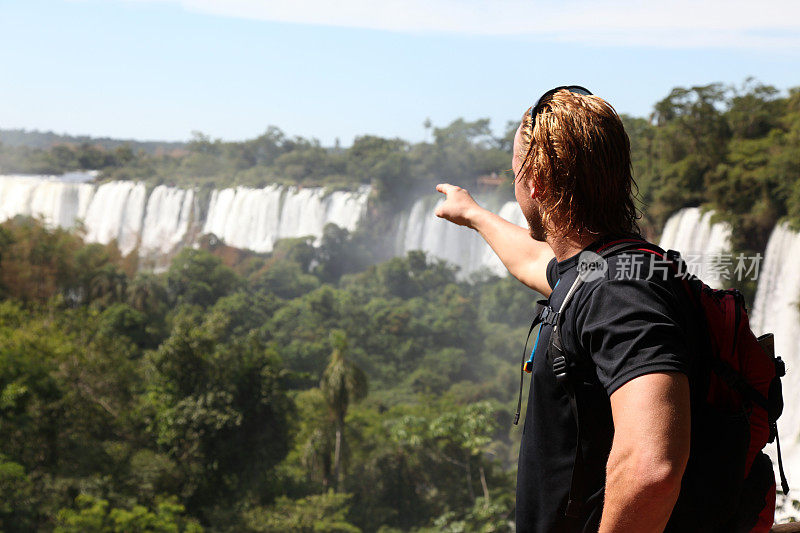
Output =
[{"x1": 1, "y1": 0, "x2": 799, "y2": 145}]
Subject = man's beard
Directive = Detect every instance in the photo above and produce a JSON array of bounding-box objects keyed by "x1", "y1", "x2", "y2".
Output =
[{"x1": 525, "y1": 203, "x2": 547, "y2": 242}]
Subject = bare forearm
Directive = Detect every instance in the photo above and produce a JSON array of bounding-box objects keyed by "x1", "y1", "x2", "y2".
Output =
[{"x1": 469, "y1": 207, "x2": 554, "y2": 295}]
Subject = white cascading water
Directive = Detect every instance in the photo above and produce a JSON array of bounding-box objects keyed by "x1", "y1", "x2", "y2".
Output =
[
  {"x1": 397, "y1": 202, "x2": 734, "y2": 281},
  {"x1": 480, "y1": 201, "x2": 528, "y2": 276},
  {"x1": 658, "y1": 207, "x2": 733, "y2": 289},
  {"x1": 0, "y1": 174, "x2": 95, "y2": 229},
  {"x1": 203, "y1": 185, "x2": 284, "y2": 253},
  {"x1": 0, "y1": 175, "x2": 370, "y2": 259},
  {"x1": 395, "y1": 195, "x2": 526, "y2": 277},
  {"x1": 82, "y1": 181, "x2": 148, "y2": 256},
  {"x1": 140, "y1": 185, "x2": 197, "y2": 256},
  {"x1": 397, "y1": 203, "x2": 733, "y2": 280},
  {"x1": 750, "y1": 223, "x2": 800, "y2": 509},
  {"x1": 203, "y1": 185, "x2": 369, "y2": 253}
]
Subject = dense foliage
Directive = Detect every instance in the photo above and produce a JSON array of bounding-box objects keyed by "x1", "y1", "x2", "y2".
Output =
[
  {"x1": 0, "y1": 216, "x2": 536, "y2": 531},
  {"x1": 626, "y1": 80, "x2": 800, "y2": 253},
  {"x1": 2, "y1": 80, "x2": 799, "y2": 530}
]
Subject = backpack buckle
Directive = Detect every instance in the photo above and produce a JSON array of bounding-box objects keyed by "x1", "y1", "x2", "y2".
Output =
[
  {"x1": 775, "y1": 357, "x2": 786, "y2": 378},
  {"x1": 552, "y1": 353, "x2": 568, "y2": 385}
]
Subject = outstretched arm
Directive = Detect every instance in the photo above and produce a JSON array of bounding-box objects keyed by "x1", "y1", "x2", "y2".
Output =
[{"x1": 434, "y1": 183, "x2": 555, "y2": 296}]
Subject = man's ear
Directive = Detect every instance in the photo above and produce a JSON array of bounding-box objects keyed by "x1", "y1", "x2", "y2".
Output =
[{"x1": 530, "y1": 186, "x2": 537, "y2": 200}]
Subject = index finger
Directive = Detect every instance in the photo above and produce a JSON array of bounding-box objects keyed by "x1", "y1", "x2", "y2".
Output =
[{"x1": 436, "y1": 183, "x2": 457, "y2": 195}]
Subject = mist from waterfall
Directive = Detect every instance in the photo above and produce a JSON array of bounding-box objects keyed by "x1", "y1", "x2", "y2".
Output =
[{"x1": 395, "y1": 195, "x2": 526, "y2": 277}]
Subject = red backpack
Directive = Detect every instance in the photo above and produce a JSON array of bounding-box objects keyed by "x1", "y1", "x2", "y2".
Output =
[{"x1": 523, "y1": 238, "x2": 788, "y2": 531}]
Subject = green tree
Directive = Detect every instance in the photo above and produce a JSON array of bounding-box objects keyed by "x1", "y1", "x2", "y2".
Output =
[
  {"x1": 55, "y1": 494, "x2": 203, "y2": 533},
  {"x1": 166, "y1": 248, "x2": 242, "y2": 308},
  {"x1": 320, "y1": 330, "x2": 367, "y2": 492},
  {"x1": 143, "y1": 309, "x2": 294, "y2": 516},
  {"x1": 0, "y1": 455, "x2": 36, "y2": 531},
  {"x1": 645, "y1": 83, "x2": 731, "y2": 226},
  {"x1": 244, "y1": 491, "x2": 360, "y2": 533}
]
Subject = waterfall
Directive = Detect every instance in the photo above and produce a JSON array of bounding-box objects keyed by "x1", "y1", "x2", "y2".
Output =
[
  {"x1": 203, "y1": 185, "x2": 284, "y2": 253},
  {"x1": 0, "y1": 175, "x2": 370, "y2": 259},
  {"x1": 396, "y1": 202, "x2": 736, "y2": 281},
  {"x1": 0, "y1": 176, "x2": 149, "y2": 256},
  {"x1": 0, "y1": 174, "x2": 95, "y2": 229},
  {"x1": 203, "y1": 185, "x2": 370, "y2": 253},
  {"x1": 82, "y1": 181, "x2": 148, "y2": 256},
  {"x1": 140, "y1": 185, "x2": 197, "y2": 256},
  {"x1": 395, "y1": 195, "x2": 525, "y2": 277},
  {"x1": 751, "y1": 223, "x2": 800, "y2": 506},
  {"x1": 658, "y1": 207, "x2": 732, "y2": 289}
]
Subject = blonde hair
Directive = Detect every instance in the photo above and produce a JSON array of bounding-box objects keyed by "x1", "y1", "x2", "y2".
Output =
[{"x1": 516, "y1": 90, "x2": 639, "y2": 238}]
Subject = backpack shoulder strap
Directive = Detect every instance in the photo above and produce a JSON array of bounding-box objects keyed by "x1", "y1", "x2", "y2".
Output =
[
  {"x1": 549, "y1": 238, "x2": 649, "y2": 382},
  {"x1": 547, "y1": 274, "x2": 585, "y2": 518},
  {"x1": 513, "y1": 299, "x2": 550, "y2": 425},
  {"x1": 549, "y1": 238, "x2": 648, "y2": 518}
]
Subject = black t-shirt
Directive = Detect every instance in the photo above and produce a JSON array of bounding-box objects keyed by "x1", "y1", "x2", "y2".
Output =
[{"x1": 515, "y1": 237, "x2": 694, "y2": 533}]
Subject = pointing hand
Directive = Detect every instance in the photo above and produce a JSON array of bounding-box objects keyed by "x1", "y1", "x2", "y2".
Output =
[{"x1": 434, "y1": 183, "x2": 481, "y2": 228}]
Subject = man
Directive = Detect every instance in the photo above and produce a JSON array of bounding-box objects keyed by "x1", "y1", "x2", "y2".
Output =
[{"x1": 434, "y1": 87, "x2": 692, "y2": 532}]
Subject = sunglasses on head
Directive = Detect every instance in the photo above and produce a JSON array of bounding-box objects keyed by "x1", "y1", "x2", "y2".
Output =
[{"x1": 530, "y1": 85, "x2": 593, "y2": 120}]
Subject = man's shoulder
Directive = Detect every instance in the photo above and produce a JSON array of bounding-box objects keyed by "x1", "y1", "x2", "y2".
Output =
[
  {"x1": 570, "y1": 252, "x2": 694, "y2": 394},
  {"x1": 577, "y1": 250, "x2": 687, "y2": 316}
]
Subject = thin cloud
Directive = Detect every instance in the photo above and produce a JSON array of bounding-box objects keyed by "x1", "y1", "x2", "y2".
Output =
[{"x1": 120, "y1": 0, "x2": 800, "y2": 49}]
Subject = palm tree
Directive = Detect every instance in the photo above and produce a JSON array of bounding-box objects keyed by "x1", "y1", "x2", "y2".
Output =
[{"x1": 320, "y1": 330, "x2": 367, "y2": 492}]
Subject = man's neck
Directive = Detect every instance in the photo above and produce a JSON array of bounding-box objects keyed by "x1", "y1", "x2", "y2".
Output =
[{"x1": 546, "y1": 232, "x2": 604, "y2": 263}]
